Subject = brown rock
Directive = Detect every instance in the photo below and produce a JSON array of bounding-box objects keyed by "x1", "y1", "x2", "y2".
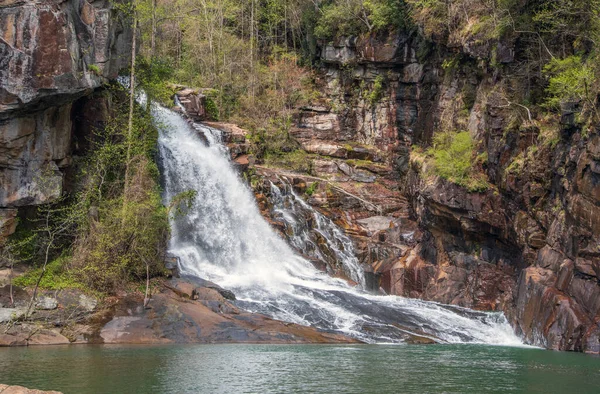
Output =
[
  {"x1": 28, "y1": 329, "x2": 70, "y2": 346},
  {"x1": 100, "y1": 281, "x2": 357, "y2": 345},
  {"x1": 0, "y1": 384, "x2": 62, "y2": 394},
  {"x1": 0, "y1": 333, "x2": 27, "y2": 347}
]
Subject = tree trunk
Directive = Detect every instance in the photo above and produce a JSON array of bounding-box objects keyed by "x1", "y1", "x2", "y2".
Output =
[
  {"x1": 123, "y1": 5, "x2": 137, "y2": 223},
  {"x1": 151, "y1": 0, "x2": 156, "y2": 59}
]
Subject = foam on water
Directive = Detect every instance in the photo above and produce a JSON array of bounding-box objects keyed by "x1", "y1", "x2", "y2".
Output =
[{"x1": 155, "y1": 103, "x2": 524, "y2": 346}]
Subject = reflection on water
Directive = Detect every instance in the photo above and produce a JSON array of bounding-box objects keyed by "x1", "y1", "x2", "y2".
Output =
[{"x1": 1, "y1": 344, "x2": 599, "y2": 394}]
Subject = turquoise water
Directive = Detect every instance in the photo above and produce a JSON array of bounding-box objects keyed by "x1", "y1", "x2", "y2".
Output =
[{"x1": 1, "y1": 344, "x2": 599, "y2": 393}]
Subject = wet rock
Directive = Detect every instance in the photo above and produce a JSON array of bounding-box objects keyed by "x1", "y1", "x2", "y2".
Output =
[
  {"x1": 0, "y1": 0, "x2": 132, "y2": 241},
  {"x1": 0, "y1": 0, "x2": 131, "y2": 115},
  {"x1": 176, "y1": 89, "x2": 207, "y2": 120},
  {"x1": 351, "y1": 169, "x2": 376, "y2": 183},
  {"x1": 301, "y1": 141, "x2": 347, "y2": 158},
  {"x1": 78, "y1": 294, "x2": 97, "y2": 313},
  {"x1": 0, "y1": 209, "x2": 18, "y2": 239},
  {"x1": 514, "y1": 267, "x2": 598, "y2": 352}
]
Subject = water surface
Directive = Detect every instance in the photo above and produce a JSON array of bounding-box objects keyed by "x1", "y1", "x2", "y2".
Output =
[{"x1": 1, "y1": 344, "x2": 599, "y2": 393}]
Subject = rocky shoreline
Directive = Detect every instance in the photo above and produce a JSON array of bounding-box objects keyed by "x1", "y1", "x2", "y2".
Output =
[{"x1": 0, "y1": 275, "x2": 357, "y2": 347}]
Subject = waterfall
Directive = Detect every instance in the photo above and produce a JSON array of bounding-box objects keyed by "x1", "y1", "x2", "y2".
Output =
[
  {"x1": 268, "y1": 182, "x2": 366, "y2": 288},
  {"x1": 155, "y1": 103, "x2": 524, "y2": 346}
]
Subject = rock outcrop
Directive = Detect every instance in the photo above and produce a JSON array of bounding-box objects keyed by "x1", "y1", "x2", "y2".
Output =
[
  {"x1": 0, "y1": 0, "x2": 132, "y2": 240},
  {"x1": 254, "y1": 29, "x2": 600, "y2": 352}
]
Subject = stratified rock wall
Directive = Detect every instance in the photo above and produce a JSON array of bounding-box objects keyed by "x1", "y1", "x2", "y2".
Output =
[
  {"x1": 0, "y1": 0, "x2": 131, "y2": 240},
  {"x1": 310, "y1": 29, "x2": 600, "y2": 352}
]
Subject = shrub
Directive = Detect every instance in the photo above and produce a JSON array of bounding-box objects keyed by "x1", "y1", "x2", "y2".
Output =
[
  {"x1": 543, "y1": 56, "x2": 595, "y2": 110},
  {"x1": 427, "y1": 131, "x2": 490, "y2": 192}
]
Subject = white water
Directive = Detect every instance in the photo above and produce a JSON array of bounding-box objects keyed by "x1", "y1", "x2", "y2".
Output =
[
  {"x1": 269, "y1": 182, "x2": 366, "y2": 287},
  {"x1": 155, "y1": 104, "x2": 524, "y2": 346}
]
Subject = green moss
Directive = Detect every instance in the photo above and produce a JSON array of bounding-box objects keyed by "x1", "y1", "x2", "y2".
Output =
[{"x1": 368, "y1": 75, "x2": 385, "y2": 105}]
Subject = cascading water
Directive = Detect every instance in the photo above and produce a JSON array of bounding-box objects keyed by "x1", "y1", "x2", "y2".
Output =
[
  {"x1": 268, "y1": 182, "x2": 366, "y2": 288},
  {"x1": 155, "y1": 103, "x2": 524, "y2": 345}
]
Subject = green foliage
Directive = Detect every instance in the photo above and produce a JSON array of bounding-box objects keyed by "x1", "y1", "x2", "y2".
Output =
[
  {"x1": 305, "y1": 181, "x2": 319, "y2": 196},
  {"x1": 205, "y1": 96, "x2": 220, "y2": 121},
  {"x1": 137, "y1": 58, "x2": 176, "y2": 106},
  {"x1": 427, "y1": 131, "x2": 490, "y2": 192},
  {"x1": 8, "y1": 85, "x2": 170, "y2": 295},
  {"x1": 543, "y1": 56, "x2": 595, "y2": 110},
  {"x1": 368, "y1": 75, "x2": 385, "y2": 105},
  {"x1": 87, "y1": 64, "x2": 101, "y2": 76},
  {"x1": 315, "y1": 0, "x2": 409, "y2": 40},
  {"x1": 264, "y1": 150, "x2": 313, "y2": 174},
  {"x1": 72, "y1": 158, "x2": 169, "y2": 292},
  {"x1": 13, "y1": 254, "x2": 82, "y2": 291}
]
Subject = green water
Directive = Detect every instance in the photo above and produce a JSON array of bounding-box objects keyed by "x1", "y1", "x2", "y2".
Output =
[{"x1": 0, "y1": 344, "x2": 599, "y2": 393}]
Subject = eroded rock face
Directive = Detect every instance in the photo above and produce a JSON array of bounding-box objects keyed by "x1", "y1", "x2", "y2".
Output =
[
  {"x1": 0, "y1": 0, "x2": 131, "y2": 239},
  {"x1": 309, "y1": 30, "x2": 600, "y2": 352},
  {"x1": 0, "y1": 0, "x2": 132, "y2": 116}
]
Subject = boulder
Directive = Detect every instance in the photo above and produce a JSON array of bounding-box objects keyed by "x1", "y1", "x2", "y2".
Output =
[
  {"x1": 0, "y1": 307, "x2": 24, "y2": 323},
  {"x1": 0, "y1": 384, "x2": 62, "y2": 394},
  {"x1": 36, "y1": 296, "x2": 58, "y2": 311}
]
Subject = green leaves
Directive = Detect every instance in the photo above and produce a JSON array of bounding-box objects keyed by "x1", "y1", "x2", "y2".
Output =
[
  {"x1": 314, "y1": 0, "x2": 408, "y2": 40},
  {"x1": 543, "y1": 56, "x2": 594, "y2": 110},
  {"x1": 427, "y1": 131, "x2": 490, "y2": 192}
]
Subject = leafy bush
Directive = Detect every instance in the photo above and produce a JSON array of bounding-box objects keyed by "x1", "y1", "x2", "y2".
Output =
[
  {"x1": 315, "y1": 0, "x2": 409, "y2": 40},
  {"x1": 10, "y1": 85, "x2": 170, "y2": 295},
  {"x1": 368, "y1": 75, "x2": 385, "y2": 105},
  {"x1": 543, "y1": 56, "x2": 595, "y2": 110},
  {"x1": 427, "y1": 131, "x2": 490, "y2": 192}
]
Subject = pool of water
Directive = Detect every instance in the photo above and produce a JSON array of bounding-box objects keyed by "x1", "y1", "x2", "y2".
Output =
[{"x1": 1, "y1": 344, "x2": 599, "y2": 393}]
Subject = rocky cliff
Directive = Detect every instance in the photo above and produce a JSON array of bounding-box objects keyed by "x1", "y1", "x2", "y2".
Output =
[
  {"x1": 273, "y1": 29, "x2": 600, "y2": 352},
  {"x1": 0, "y1": 0, "x2": 132, "y2": 241}
]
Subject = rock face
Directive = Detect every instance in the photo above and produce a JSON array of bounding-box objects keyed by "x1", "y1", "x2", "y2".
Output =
[
  {"x1": 0, "y1": 0, "x2": 132, "y2": 240},
  {"x1": 260, "y1": 29, "x2": 600, "y2": 352},
  {"x1": 0, "y1": 0, "x2": 131, "y2": 115}
]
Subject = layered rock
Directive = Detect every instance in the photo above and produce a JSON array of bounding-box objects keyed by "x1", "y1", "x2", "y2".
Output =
[
  {"x1": 0, "y1": 0, "x2": 132, "y2": 240},
  {"x1": 284, "y1": 29, "x2": 600, "y2": 352}
]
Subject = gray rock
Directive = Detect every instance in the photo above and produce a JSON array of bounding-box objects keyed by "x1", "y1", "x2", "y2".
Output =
[
  {"x1": 36, "y1": 296, "x2": 58, "y2": 310},
  {"x1": 351, "y1": 169, "x2": 376, "y2": 183},
  {"x1": 78, "y1": 294, "x2": 97, "y2": 312},
  {"x1": 0, "y1": 307, "x2": 25, "y2": 322}
]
